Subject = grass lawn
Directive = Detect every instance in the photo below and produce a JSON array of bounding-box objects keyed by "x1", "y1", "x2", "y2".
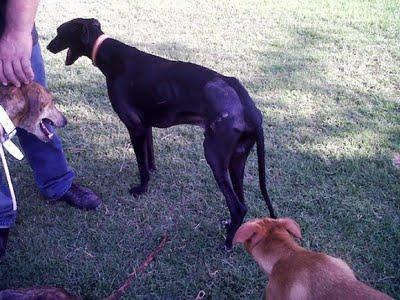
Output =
[{"x1": 1, "y1": 0, "x2": 399, "y2": 299}]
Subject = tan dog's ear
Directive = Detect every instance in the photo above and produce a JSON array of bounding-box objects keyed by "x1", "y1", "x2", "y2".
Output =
[
  {"x1": 280, "y1": 218, "x2": 302, "y2": 239},
  {"x1": 233, "y1": 221, "x2": 263, "y2": 246}
]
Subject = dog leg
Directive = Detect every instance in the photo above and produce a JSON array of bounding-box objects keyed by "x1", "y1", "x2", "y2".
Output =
[
  {"x1": 147, "y1": 127, "x2": 156, "y2": 171},
  {"x1": 229, "y1": 137, "x2": 255, "y2": 203},
  {"x1": 128, "y1": 128, "x2": 150, "y2": 196},
  {"x1": 203, "y1": 129, "x2": 247, "y2": 250}
]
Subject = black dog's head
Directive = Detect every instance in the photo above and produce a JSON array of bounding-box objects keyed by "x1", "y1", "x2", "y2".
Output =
[{"x1": 47, "y1": 18, "x2": 103, "y2": 65}]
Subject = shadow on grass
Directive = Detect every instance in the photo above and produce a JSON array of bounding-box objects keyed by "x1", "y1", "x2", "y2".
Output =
[{"x1": 1, "y1": 27, "x2": 399, "y2": 298}]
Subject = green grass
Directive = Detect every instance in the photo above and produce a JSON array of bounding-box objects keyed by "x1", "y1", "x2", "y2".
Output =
[{"x1": 1, "y1": 0, "x2": 399, "y2": 299}]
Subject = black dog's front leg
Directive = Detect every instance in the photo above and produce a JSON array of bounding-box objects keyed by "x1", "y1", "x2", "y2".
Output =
[
  {"x1": 128, "y1": 128, "x2": 150, "y2": 196},
  {"x1": 147, "y1": 127, "x2": 156, "y2": 171}
]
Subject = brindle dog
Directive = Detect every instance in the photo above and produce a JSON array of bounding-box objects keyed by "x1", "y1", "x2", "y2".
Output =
[{"x1": 0, "y1": 82, "x2": 67, "y2": 142}]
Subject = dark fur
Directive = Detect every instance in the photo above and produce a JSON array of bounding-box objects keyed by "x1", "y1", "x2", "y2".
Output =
[
  {"x1": 0, "y1": 287, "x2": 80, "y2": 300},
  {"x1": 47, "y1": 18, "x2": 276, "y2": 249}
]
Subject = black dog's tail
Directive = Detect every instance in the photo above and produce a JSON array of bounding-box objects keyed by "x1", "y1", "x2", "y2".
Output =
[{"x1": 256, "y1": 126, "x2": 276, "y2": 218}]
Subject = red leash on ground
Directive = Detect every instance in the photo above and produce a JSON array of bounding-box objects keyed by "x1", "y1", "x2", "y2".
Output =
[{"x1": 105, "y1": 235, "x2": 169, "y2": 300}]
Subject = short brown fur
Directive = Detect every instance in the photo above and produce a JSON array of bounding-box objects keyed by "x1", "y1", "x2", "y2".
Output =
[
  {"x1": 234, "y1": 217, "x2": 393, "y2": 300},
  {"x1": 0, "y1": 82, "x2": 66, "y2": 142}
]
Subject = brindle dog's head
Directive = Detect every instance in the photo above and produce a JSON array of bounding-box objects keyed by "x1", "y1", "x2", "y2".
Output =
[
  {"x1": 0, "y1": 82, "x2": 67, "y2": 142},
  {"x1": 47, "y1": 18, "x2": 103, "y2": 65}
]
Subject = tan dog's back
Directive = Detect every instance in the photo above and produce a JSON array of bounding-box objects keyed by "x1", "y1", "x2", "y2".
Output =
[
  {"x1": 269, "y1": 251, "x2": 390, "y2": 300},
  {"x1": 234, "y1": 218, "x2": 393, "y2": 300}
]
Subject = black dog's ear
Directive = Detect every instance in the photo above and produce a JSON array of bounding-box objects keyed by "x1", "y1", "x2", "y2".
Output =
[
  {"x1": 80, "y1": 24, "x2": 90, "y2": 45},
  {"x1": 80, "y1": 19, "x2": 101, "y2": 44},
  {"x1": 91, "y1": 18, "x2": 101, "y2": 29}
]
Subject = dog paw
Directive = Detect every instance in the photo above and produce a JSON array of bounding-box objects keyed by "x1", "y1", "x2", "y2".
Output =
[
  {"x1": 221, "y1": 219, "x2": 232, "y2": 230},
  {"x1": 223, "y1": 243, "x2": 233, "y2": 252},
  {"x1": 129, "y1": 185, "x2": 147, "y2": 197}
]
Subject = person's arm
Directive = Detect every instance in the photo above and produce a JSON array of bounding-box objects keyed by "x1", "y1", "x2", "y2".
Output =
[{"x1": 0, "y1": 0, "x2": 39, "y2": 87}]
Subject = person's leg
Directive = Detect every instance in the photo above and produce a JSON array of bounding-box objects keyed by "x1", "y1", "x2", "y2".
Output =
[
  {"x1": 1, "y1": 41, "x2": 101, "y2": 257},
  {"x1": 17, "y1": 42, "x2": 75, "y2": 199},
  {"x1": 0, "y1": 42, "x2": 55, "y2": 257},
  {"x1": 17, "y1": 42, "x2": 101, "y2": 209},
  {"x1": 0, "y1": 177, "x2": 16, "y2": 258}
]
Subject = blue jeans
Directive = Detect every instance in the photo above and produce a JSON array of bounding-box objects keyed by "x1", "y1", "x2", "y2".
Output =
[{"x1": 0, "y1": 42, "x2": 75, "y2": 228}]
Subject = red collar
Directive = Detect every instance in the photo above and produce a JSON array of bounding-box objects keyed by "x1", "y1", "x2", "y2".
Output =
[{"x1": 91, "y1": 34, "x2": 109, "y2": 66}]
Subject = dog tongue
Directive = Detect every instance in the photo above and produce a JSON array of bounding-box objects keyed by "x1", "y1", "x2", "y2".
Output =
[{"x1": 40, "y1": 121, "x2": 54, "y2": 140}]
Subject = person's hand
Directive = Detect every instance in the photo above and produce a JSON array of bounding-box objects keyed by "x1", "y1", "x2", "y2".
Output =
[{"x1": 0, "y1": 30, "x2": 34, "y2": 87}]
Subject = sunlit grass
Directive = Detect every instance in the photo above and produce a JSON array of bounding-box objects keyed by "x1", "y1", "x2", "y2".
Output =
[{"x1": 0, "y1": 0, "x2": 398, "y2": 298}]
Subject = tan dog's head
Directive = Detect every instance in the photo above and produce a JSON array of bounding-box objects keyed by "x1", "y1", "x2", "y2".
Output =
[
  {"x1": 0, "y1": 82, "x2": 67, "y2": 142},
  {"x1": 233, "y1": 217, "x2": 302, "y2": 273}
]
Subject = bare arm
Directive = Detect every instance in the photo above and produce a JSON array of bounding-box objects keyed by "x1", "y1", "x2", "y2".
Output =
[{"x1": 0, "y1": 0, "x2": 40, "y2": 87}]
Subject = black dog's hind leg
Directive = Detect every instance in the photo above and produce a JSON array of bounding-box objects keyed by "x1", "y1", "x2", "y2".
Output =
[
  {"x1": 203, "y1": 127, "x2": 247, "y2": 250},
  {"x1": 128, "y1": 127, "x2": 150, "y2": 196},
  {"x1": 229, "y1": 136, "x2": 255, "y2": 204},
  {"x1": 147, "y1": 127, "x2": 156, "y2": 171}
]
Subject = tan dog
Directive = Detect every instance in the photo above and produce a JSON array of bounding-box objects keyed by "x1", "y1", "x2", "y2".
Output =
[
  {"x1": 0, "y1": 82, "x2": 67, "y2": 142},
  {"x1": 234, "y1": 217, "x2": 393, "y2": 300}
]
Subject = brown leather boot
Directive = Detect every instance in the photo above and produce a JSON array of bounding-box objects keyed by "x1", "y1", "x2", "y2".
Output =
[{"x1": 59, "y1": 183, "x2": 101, "y2": 210}]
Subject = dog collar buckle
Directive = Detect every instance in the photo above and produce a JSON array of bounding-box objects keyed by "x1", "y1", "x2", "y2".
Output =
[{"x1": 0, "y1": 106, "x2": 24, "y2": 160}]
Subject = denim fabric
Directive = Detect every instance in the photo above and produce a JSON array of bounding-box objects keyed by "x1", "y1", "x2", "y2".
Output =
[
  {"x1": 0, "y1": 42, "x2": 75, "y2": 228},
  {"x1": 17, "y1": 42, "x2": 75, "y2": 199},
  {"x1": 0, "y1": 179, "x2": 15, "y2": 228},
  {"x1": 30, "y1": 42, "x2": 47, "y2": 87}
]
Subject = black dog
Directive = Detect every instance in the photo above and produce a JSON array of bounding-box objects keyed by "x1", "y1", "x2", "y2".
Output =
[{"x1": 47, "y1": 18, "x2": 276, "y2": 249}]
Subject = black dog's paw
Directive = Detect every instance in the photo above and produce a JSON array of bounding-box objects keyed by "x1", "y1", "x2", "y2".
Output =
[
  {"x1": 129, "y1": 185, "x2": 147, "y2": 197},
  {"x1": 223, "y1": 243, "x2": 233, "y2": 252},
  {"x1": 221, "y1": 219, "x2": 232, "y2": 231}
]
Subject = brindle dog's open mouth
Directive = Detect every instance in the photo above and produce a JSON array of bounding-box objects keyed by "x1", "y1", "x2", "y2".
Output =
[{"x1": 40, "y1": 119, "x2": 54, "y2": 140}]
